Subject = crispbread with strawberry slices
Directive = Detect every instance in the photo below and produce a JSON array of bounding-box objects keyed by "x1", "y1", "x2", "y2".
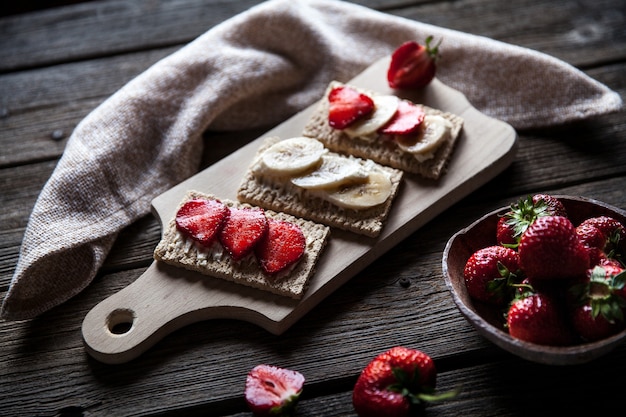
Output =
[
  {"x1": 236, "y1": 137, "x2": 403, "y2": 238},
  {"x1": 302, "y1": 81, "x2": 464, "y2": 180},
  {"x1": 153, "y1": 190, "x2": 330, "y2": 299}
]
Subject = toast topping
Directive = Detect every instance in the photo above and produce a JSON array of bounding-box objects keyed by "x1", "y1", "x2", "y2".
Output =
[
  {"x1": 395, "y1": 115, "x2": 452, "y2": 160},
  {"x1": 174, "y1": 196, "x2": 305, "y2": 276},
  {"x1": 252, "y1": 137, "x2": 393, "y2": 210},
  {"x1": 175, "y1": 198, "x2": 229, "y2": 247},
  {"x1": 261, "y1": 136, "x2": 327, "y2": 176},
  {"x1": 328, "y1": 85, "x2": 375, "y2": 129},
  {"x1": 344, "y1": 95, "x2": 399, "y2": 139},
  {"x1": 326, "y1": 84, "x2": 451, "y2": 161}
]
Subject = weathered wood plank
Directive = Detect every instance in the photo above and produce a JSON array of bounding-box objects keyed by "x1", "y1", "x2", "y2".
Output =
[
  {"x1": 0, "y1": 0, "x2": 266, "y2": 72},
  {"x1": 0, "y1": 0, "x2": 623, "y2": 73}
]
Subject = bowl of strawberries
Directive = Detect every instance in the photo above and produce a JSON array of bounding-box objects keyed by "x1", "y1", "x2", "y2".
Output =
[{"x1": 443, "y1": 194, "x2": 626, "y2": 365}]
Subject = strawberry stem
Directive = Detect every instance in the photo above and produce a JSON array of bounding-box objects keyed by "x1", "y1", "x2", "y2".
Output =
[
  {"x1": 388, "y1": 367, "x2": 458, "y2": 408},
  {"x1": 425, "y1": 35, "x2": 442, "y2": 61}
]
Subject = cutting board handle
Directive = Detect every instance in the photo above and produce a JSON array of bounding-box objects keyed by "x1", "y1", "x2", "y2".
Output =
[
  {"x1": 81, "y1": 261, "x2": 291, "y2": 364},
  {"x1": 82, "y1": 262, "x2": 192, "y2": 364}
]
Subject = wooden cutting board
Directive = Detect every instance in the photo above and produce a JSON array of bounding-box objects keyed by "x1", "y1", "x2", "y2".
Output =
[{"x1": 82, "y1": 57, "x2": 518, "y2": 364}]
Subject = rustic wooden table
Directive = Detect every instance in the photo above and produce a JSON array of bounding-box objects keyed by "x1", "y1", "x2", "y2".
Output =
[{"x1": 1, "y1": 0, "x2": 625, "y2": 416}]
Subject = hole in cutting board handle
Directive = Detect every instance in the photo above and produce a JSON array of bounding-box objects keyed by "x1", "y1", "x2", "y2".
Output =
[{"x1": 107, "y1": 308, "x2": 135, "y2": 335}]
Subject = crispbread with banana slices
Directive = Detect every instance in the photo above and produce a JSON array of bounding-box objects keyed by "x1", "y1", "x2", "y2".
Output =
[
  {"x1": 154, "y1": 190, "x2": 330, "y2": 299},
  {"x1": 302, "y1": 81, "x2": 464, "y2": 179},
  {"x1": 237, "y1": 137, "x2": 403, "y2": 238}
]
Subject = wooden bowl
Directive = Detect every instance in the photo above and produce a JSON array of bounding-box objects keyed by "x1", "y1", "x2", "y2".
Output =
[{"x1": 443, "y1": 195, "x2": 626, "y2": 365}]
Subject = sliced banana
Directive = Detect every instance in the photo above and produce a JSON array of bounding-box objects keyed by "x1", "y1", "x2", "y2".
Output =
[
  {"x1": 321, "y1": 171, "x2": 392, "y2": 210},
  {"x1": 395, "y1": 115, "x2": 452, "y2": 155},
  {"x1": 261, "y1": 137, "x2": 327, "y2": 176},
  {"x1": 290, "y1": 154, "x2": 368, "y2": 190},
  {"x1": 344, "y1": 95, "x2": 400, "y2": 138}
]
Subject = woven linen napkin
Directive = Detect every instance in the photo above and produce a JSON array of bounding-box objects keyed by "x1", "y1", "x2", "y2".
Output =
[{"x1": 2, "y1": 0, "x2": 621, "y2": 320}]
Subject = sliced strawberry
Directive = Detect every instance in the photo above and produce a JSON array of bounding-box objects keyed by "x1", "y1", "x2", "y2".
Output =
[
  {"x1": 219, "y1": 206, "x2": 268, "y2": 261},
  {"x1": 245, "y1": 364, "x2": 305, "y2": 417},
  {"x1": 378, "y1": 100, "x2": 425, "y2": 135},
  {"x1": 328, "y1": 86, "x2": 374, "y2": 129},
  {"x1": 255, "y1": 219, "x2": 306, "y2": 275},
  {"x1": 387, "y1": 37, "x2": 440, "y2": 90},
  {"x1": 175, "y1": 198, "x2": 229, "y2": 247}
]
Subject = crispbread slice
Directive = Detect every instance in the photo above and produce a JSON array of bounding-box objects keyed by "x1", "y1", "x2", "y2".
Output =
[
  {"x1": 153, "y1": 190, "x2": 330, "y2": 299},
  {"x1": 302, "y1": 81, "x2": 464, "y2": 179},
  {"x1": 237, "y1": 137, "x2": 403, "y2": 238}
]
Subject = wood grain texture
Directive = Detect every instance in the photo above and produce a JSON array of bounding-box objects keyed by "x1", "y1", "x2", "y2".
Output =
[{"x1": 1, "y1": 0, "x2": 625, "y2": 416}]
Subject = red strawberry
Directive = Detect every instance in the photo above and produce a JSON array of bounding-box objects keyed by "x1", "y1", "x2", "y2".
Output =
[
  {"x1": 518, "y1": 216, "x2": 589, "y2": 280},
  {"x1": 387, "y1": 37, "x2": 441, "y2": 90},
  {"x1": 175, "y1": 198, "x2": 229, "y2": 247},
  {"x1": 571, "y1": 304, "x2": 625, "y2": 342},
  {"x1": 569, "y1": 265, "x2": 626, "y2": 341},
  {"x1": 579, "y1": 216, "x2": 626, "y2": 241},
  {"x1": 507, "y1": 292, "x2": 574, "y2": 346},
  {"x1": 219, "y1": 206, "x2": 268, "y2": 261},
  {"x1": 532, "y1": 194, "x2": 567, "y2": 218},
  {"x1": 244, "y1": 364, "x2": 305, "y2": 417},
  {"x1": 255, "y1": 219, "x2": 306, "y2": 275},
  {"x1": 496, "y1": 194, "x2": 567, "y2": 246},
  {"x1": 328, "y1": 86, "x2": 374, "y2": 129},
  {"x1": 576, "y1": 223, "x2": 607, "y2": 251},
  {"x1": 378, "y1": 100, "x2": 425, "y2": 135},
  {"x1": 607, "y1": 265, "x2": 626, "y2": 301},
  {"x1": 496, "y1": 216, "x2": 518, "y2": 246},
  {"x1": 352, "y1": 346, "x2": 456, "y2": 417},
  {"x1": 578, "y1": 216, "x2": 626, "y2": 263},
  {"x1": 463, "y1": 246, "x2": 520, "y2": 306},
  {"x1": 576, "y1": 223, "x2": 610, "y2": 267}
]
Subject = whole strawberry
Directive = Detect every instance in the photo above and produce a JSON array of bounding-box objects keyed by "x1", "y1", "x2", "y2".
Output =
[
  {"x1": 463, "y1": 245, "x2": 520, "y2": 305},
  {"x1": 533, "y1": 194, "x2": 568, "y2": 218},
  {"x1": 518, "y1": 215, "x2": 589, "y2": 280},
  {"x1": 576, "y1": 222, "x2": 609, "y2": 266},
  {"x1": 244, "y1": 364, "x2": 305, "y2": 417},
  {"x1": 352, "y1": 346, "x2": 456, "y2": 417},
  {"x1": 571, "y1": 304, "x2": 625, "y2": 342},
  {"x1": 578, "y1": 216, "x2": 626, "y2": 265},
  {"x1": 569, "y1": 265, "x2": 626, "y2": 342},
  {"x1": 496, "y1": 194, "x2": 567, "y2": 246},
  {"x1": 507, "y1": 292, "x2": 574, "y2": 346},
  {"x1": 387, "y1": 37, "x2": 441, "y2": 90}
]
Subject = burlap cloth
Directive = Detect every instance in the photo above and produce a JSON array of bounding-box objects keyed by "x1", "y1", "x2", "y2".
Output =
[{"x1": 2, "y1": 0, "x2": 621, "y2": 320}]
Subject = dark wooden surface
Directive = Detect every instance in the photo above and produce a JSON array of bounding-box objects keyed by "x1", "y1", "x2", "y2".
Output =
[{"x1": 1, "y1": 0, "x2": 625, "y2": 416}]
